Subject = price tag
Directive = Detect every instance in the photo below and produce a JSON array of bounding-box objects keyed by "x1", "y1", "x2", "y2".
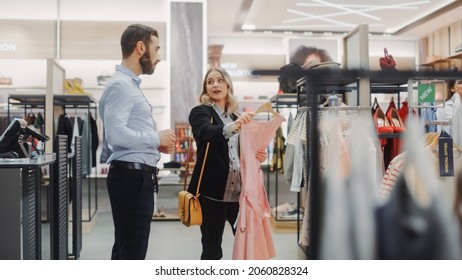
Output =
[{"x1": 438, "y1": 131, "x2": 454, "y2": 177}]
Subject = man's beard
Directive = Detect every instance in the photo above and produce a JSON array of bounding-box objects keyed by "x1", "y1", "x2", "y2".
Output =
[{"x1": 139, "y1": 51, "x2": 155, "y2": 75}]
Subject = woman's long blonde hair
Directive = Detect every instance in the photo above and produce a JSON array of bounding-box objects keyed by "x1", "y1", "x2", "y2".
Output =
[{"x1": 199, "y1": 67, "x2": 239, "y2": 114}]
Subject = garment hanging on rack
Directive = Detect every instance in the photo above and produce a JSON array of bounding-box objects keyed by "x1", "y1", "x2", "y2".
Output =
[
  {"x1": 57, "y1": 113, "x2": 73, "y2": 152},
  {"x1": 451, "y1": 93, "x2": 462, "y2": 147},
  {"x1": 82, "y1": 113, "x2": 92, "y2": 175},
  {"x1": 319, "y1": 116, "x2": 380, "y2": 259},
  {"x1": 299, "y1": 112, "x2": 383, "y2": 250},
  {"x1": 232, "y1": 114, "x2": 285, "y2": 260},
  {"x1": 270, "y1": 126, "x2": 285, "y2": 173},
  {"x1": 34, "y1": 112, "x2": 45, "y2": 132},
  {"x1": 377, "y1": 174, "x2": 460, "y2": 259},
  {"x1": 380, "y1": 132, "x2": 462, "y2": 207},
  {"x1": 89, "y1": 113, "x2": 99, "y2": 167},
  {"x1": 284, "y1": 111, "x2": 307, "y2": 188},
  {"x1": 398, "y1": 98, "x2": 415, "y2": 126},
  {"x1": 420, "y1": 103, "x2": 438, "y2": 133},
  {"x1": 70, "y1": 116, "x2": 81, "y2": 155},
  {"x1": 377, "y1": 118, "x2": 460, "y2": 259},
  {"x1": 25, "y1": 112, "x2": 36, "y2": 126}
]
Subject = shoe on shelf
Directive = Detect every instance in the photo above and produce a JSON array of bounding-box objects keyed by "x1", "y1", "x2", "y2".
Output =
[
  {"x1": 277, "y1": 209, "x2": 304, "y2": 220},
  {"x1": 272, "y1": 202, "x2": 296, "y2": 214},
  {"x1": 374, "y1": 107, "x2": 394, "y2": 134},
  {"x1": 386, "y1": 107, "x2": 406, "y2": 133},
  {"x1": 153, "y1": 207, "x2": 166, "y2": 218}
]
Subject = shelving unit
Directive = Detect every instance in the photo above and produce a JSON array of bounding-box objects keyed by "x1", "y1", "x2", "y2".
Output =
[
  {"x1": 53, "y1": 94, "x2": 98, "y2": 223},
  {"x1": 173, "y1": 123, "x2": 195, "y2": 165},
  {"x1": 7, "y1": 93, "x2": 99, "y2": 223},
  {"x1": 153, "y1": 167, "x2": 187, "y2": 221},
  {"x1": 420, "y1": 51, "x2": 462, "y2": 70}
]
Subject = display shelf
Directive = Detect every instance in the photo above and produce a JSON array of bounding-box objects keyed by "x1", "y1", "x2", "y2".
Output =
[
  {"x1": 420, "y1": 52, "x2": 462, "y2": 69},
  {"x1": 173, "y1": 123, "x2": 195, "y2": 165},
  {"x1": 153, "y1": 167, "x2": 187, "y2": 222},
  {"x1": 8, "y1": 92, "x2": 99, "y2": 223}
]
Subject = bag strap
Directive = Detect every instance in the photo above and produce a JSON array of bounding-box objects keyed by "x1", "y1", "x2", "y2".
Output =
[
  {"x1": 183, "y1": 135, "x2": 193, "y2": 191},
  {"x1": 184, "y1": 116, "x2": 213, "y2": 197}
]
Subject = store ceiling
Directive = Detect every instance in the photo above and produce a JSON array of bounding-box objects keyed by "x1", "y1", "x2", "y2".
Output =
[{"x1": 207, "y1": 0, "x2": 462, "y2": 38}]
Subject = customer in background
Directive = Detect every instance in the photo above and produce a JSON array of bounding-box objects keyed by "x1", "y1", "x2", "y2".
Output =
[
  {"x1": 188, "y1": 67, "x2": 267, "y2": 259},
  {"x1": 436, "y1": 79, "x2": 461, "y2": 135},
  {"x1": 99, "y1": 24, "x2": 176, "y2": 260},
  {"x1": 290, "y1": 45, "x2": 340, "y2": 70}
]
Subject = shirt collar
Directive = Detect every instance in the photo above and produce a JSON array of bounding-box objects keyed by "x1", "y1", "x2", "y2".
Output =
[
  {"x1": 115, "y1": 64, "x2": 142, "y2": 85},
  {"x1": 211, "y1": 102, "x2": 229, "y2": 117}
]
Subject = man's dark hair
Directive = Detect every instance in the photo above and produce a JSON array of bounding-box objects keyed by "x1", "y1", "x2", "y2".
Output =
[{"x1": 120, "y1": 24, "x2": 158, "y2": 58}]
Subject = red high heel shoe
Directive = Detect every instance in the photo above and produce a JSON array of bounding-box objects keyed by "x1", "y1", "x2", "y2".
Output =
[
  {"x1": 374, "y1": 107, "x2": 394, "y2": 134},
  {"x1": 386, "y1": 107, "x2": 406, "y2": 133}
]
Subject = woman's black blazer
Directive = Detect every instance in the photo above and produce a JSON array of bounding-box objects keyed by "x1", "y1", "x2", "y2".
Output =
[{"x1": 187, "y1": 104, "x2": 238, "y2": 200}]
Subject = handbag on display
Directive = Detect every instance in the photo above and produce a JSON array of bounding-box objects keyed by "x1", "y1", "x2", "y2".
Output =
[
  {"x1": 178, "y1": 117, "x2": 212, "y2": 227},
  {"x1": 379, "y1": 48, "x2": 397, "y2": 71}
]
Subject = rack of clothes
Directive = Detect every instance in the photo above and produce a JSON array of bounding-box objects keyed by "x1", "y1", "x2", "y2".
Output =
[
  {"x1": 54, "y1": 94, "x2": 99, "y2": 222},
  {"x1": 7, "y1": 94, "x2": 100, "y2": 222},
  {"x1": 254, "y1": 68, "x2": 462, "y2": 260}
]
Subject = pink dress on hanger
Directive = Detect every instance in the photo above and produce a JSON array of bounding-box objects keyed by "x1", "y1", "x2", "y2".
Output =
[{"x1": 232, "y1": 114, "x2": 285, "y2": 260}]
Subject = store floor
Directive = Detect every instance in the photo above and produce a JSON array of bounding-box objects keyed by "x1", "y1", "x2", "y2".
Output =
[{"x1": 42, "y1": 171, "x2": 302, "y2": 260}]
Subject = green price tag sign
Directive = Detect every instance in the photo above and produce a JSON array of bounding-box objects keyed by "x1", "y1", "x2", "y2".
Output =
[{"x1": 418, "y1": 84, "x2": 436, "y2": 103}]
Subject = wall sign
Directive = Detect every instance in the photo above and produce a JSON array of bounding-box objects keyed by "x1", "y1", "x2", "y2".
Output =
[{"x1": 0, "y1": 43, "x2": 16, "y2": 52}]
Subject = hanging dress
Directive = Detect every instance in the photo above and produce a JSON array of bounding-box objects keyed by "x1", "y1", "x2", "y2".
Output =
[{"x1": 232, "y1": 114, "x2": 285, "y2": 260}]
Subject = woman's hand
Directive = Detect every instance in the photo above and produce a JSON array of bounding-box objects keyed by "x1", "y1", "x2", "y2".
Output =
[
  {"x1": 233, "y1": 112, "x2": 256, "y2": 131},
  {"x1": 255, "y1": 149, "x2": 267, "y2": 163}
]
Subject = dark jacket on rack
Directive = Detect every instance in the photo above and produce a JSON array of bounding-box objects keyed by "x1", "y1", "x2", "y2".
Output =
[
  {"x1": 57, "y1": 113, "x2": 73, "y2": 152},
  {"x1": 187, "y1": 104, "x2": 238, "y2": 200}
]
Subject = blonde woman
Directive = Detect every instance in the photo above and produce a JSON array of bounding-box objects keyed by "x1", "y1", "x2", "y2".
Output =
[{"x1": 187, "y1": 67, "x2": 266, "y2": 259}]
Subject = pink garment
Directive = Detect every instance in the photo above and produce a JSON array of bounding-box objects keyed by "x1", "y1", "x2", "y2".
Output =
[{"x1": 232, "y1": 115, "x2": 285, "y2": 260}]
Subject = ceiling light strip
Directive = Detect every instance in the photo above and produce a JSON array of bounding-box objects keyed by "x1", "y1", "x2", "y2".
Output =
[
  {"x1": 296, "y1": 1, "x2": 430, "y2": 9},
  {"x1": 286, "y1": 8, "x2": 356, "y2": 27},
  {"x1": 285, "y1": 1, "x2": 429, "y2": 24},
  {"x1": 311, "y1": 0, "x2": 381, "y2": 21}
]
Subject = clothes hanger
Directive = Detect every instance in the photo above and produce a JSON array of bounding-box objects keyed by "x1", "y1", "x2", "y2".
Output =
[
  {"x1": 428, "y1": 130, "x2": 462, "y2": 154},
  {"x1": 255, "y1": 101, "x2": 279, "y2": 117},
  {"x1": 424, "y1": 132, "x2": 438, "y2": 148}
]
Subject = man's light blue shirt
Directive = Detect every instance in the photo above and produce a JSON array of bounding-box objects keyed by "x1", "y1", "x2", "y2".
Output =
[{"x1": 98, "y1": 64, "x2": 160, "y2": 167}]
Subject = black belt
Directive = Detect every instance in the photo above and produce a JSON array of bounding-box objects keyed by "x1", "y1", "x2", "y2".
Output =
[{"x1": 110, "y1": 160, "x2": 158, "y2": 174}]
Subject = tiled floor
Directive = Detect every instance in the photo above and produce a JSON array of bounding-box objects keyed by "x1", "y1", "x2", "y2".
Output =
[{"x1": 42, "y1": 172, "x2": 304, "y2": 260}]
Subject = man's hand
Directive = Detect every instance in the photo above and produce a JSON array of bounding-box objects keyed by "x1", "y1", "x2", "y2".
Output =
[
  {"x1": 158, "y1": 129, "x2": 176, "y2": 154},
  {"x1": 255, "y1": 149, "x2": 267, "y2": 163}
]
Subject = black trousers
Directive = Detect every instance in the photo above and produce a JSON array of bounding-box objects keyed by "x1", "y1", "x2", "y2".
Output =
[
  {"x1": 199, "y1": 196, "x2": 239, "y2": 260},
  {"x1": 107, "y1": 168, "x2": 156, "y2": 260}
]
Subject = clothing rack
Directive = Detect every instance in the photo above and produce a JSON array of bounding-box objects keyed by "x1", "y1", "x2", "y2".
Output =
[
  {"x1": 53, "y1": 94, "x2": 98, "y2": 222},
  {"x1": 267, "y1": 94, "x2": 300, "y2": 230},
  {"x1": 7, "y1": 94, "x2": 99, "y2": 223},
  {"x1": 253, "y1": 68, "x2": 462, "y2": 260}
]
